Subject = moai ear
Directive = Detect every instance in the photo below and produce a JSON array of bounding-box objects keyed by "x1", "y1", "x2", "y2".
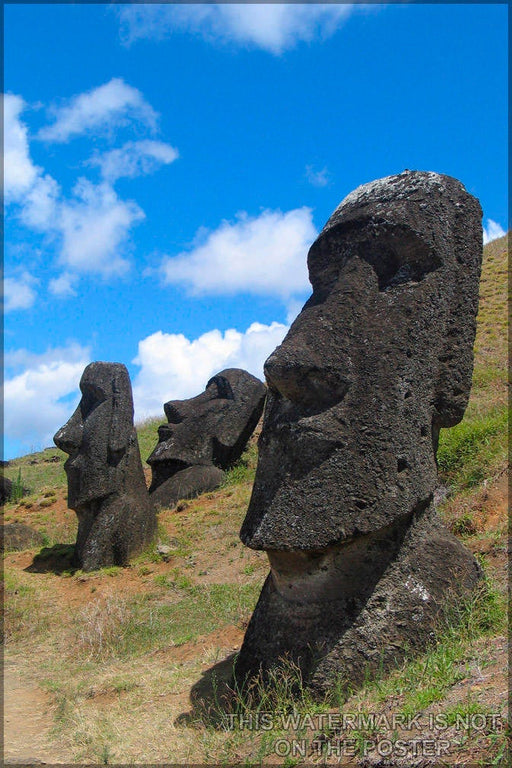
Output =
[{"x1": 108, "y1": 366, "x2": 134, "y2": 464}]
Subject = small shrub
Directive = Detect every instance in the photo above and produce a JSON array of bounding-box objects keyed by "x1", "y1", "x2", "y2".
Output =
[{"x1": 10, "y1": 469, "x2": 26, "y2": 502}]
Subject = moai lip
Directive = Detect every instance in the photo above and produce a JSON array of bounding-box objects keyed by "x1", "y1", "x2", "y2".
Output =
[{"x1": 236, "y1": 171, "x2": 483, "y2": 693}]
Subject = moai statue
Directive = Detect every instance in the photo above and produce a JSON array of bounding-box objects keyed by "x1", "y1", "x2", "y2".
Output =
[
  {"x1": 148, "y1": 369, "x2": 266, "y2": 508},
  {"x1": 236, "y1": 171, "x2": 483, "y2": 694},
  {"x1": 54, "y1": 362, "x2": 156, "y2": 571}
]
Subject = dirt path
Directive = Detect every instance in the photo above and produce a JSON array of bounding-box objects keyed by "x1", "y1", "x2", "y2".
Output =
[{"x1": 3, "y1": 656, "x2": 67, "y2": 765}]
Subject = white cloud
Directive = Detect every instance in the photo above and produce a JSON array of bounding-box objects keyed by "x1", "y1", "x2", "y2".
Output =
[
  {"x1": 3, "y1": 94, "x2": 39, "y2": 201},
  {"x1": 89, "y1": 139, "x2": 179, "y2": 182},
  {"x1": 305, "y1": 164, "x2": 330, "y2": 188},
  {"x1": 20, "y1": 173, "x2": 60, "y2": 230},
  {"x1": 483, "y1": 219, "x2": 506, "y2": 245},
  {"x1": 160, "y1": 207, "x2": 315, "y2": 300},
  {"x1": 38, "y1": 78, "x2": 159, "y2": 143},
  {"x1": 132, "y1": 321, "x2": 288, "y2": 419},
  {"x1": 4, "y1": 93, "x2": 61, "y2": 232},
  {"x1": 5, "y1": 87, "x2": 176, "y2": 287},
  {"x1": 58, "y1": 179, "x2": 145, "y2": 276},
  {"x1": 3, "y1": 344, "x2": 91, "y2": 452},
  {"x1": 48, "y1": 272, "x2": 77, "y2": 297},
  {"x1": 117, "y1": 4, "x2": 354, "y2": 54},
  {"x1": 3, "y1": 272, "x2": 39, "y2": 313}
]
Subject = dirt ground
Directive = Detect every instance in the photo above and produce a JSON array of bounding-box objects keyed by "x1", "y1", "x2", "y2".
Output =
[{"x1": 2, "y1": 472, "x2": 508, "y2": 765}]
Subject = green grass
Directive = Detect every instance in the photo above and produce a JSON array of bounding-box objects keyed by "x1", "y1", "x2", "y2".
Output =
[
  {"x1": 73, "y1": 581, "x2": 261, "y2": 660},
  {"x1": 3, "y1": 447, "x2": 67, "y2": 497},
  {"x1": 134, "y1": 416, "x2": 162, "y2": 464},
  {"x1": 437, "y1": 407, "x2": 507, "y2": 491},
  {"x1": 3, "y1": 569, "x2": 52, "y2": 641},
  {"x1": 352, "y1": 576, "x2": 505, "y2": 712},
  {"x1": 222, "y1": 443, "x2": 258, "y2": 487}
]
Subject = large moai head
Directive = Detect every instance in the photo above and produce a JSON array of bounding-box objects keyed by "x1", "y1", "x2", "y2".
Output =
[
  {"x1": 148, "y1": 368, "x2": 266, "y2": 506},
  {"x1": 236, "y1": 172, "x2": 483, "y2": 692},
  {"x1": 241, "y1": 171, "x2": 483, "y2": 551},
  {"x1": 54, "y1": 362, "x2": 156, "y2": 570},
  {"x1": 55, "y1": 362, "x2": 136, "y2": 510}
]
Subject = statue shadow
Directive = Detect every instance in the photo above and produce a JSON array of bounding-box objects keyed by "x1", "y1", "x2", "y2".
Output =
[
  {"x1": 175, "y1": 652, "x2": 240, "y2": 729},
  {"x1": 24, "y1": 543, "x2": 77, "y2": 575}
]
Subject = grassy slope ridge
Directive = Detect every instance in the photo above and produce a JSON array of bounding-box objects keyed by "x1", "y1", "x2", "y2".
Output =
[{"x1": 2, "y1": 234, "x2": 509, "y2": 766}]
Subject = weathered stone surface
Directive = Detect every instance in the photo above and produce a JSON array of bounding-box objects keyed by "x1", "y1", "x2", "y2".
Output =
[
  {"x1": 148, "y1": 368, "x2": 266, "y2": 507},
  {"x1": 3, "y1": 522, "x2": 44, "y2": 552},
  {"x1": 54, "y1": 362, "x2": 156, "y2": 571},
  {"x1": 150, "y1": 465, "x2": 226, "y2": 509},
  {"x1": 236, "y1": 171, "x2": 483, "y2": 693}
]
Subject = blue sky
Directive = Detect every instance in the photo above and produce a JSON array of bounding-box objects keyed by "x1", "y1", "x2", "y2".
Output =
[{"x1": 3, "y1": 3, "x2": 508, "y2": 459}]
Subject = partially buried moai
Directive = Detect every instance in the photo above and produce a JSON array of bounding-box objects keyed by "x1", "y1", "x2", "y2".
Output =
[
  {"x1": 236, "y1": 171, "x2": 483, "y2": 694},
  {"x1": 147, "y1": 369, "x2": 266, "y2": 508},
  {"x1": 54, "y1": 362, "x2": 157, "y2": 571}
]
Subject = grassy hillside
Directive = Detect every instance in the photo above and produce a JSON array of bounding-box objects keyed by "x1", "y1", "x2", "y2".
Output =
[{"x1": 2, "y1": 234, "x2": 508, "y2": 765}]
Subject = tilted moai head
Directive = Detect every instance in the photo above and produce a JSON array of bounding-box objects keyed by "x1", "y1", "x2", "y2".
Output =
[
  {"x1": 54, "y1": 362, "x2": 156, "y2": 571},
  {"x1": 148, "y1": 368, "x2": 266, "y2": 507},
  {"x1": 237, "y1": 171, "x2": 483, "y2": 692}
]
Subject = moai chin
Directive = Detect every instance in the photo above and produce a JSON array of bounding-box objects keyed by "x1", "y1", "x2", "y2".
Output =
[
  {"x1": 236, "y1": 171, "x2": 483, "y2": 694},
  {"x1": 147, "y1": 368, "x2": 266, "y2": 508},
  {"x1": 54, "y1": 362, "x2": 157, "y2": 571}
]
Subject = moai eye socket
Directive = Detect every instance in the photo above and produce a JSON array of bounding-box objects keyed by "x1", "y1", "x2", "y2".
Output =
[
  {"x1": 356, "y1": 227, "x2": 443, "y2": 291},
  {"x1": 206, "y1": 374, "x2": 235, "y2": 400},
  {"x1": 79, "y1": 382, "x2": 107, "y2": 419},
  {"x1": 309, "y1": 223, "x2": 443, "y2": 294}
]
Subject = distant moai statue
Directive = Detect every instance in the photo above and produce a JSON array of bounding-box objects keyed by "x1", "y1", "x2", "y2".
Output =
[
  {"x1": 54, "y1": 362, "x2": 156, "y2": 571},
  {"x1": 148, "y1": 368, "x2": 266, "y2": 508},
  {"x1": 236, "y1": 171, "x2": 483, "y2": 693}
]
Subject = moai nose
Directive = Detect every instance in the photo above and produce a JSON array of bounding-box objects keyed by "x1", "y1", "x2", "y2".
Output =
[
  {"x1": 54, "y1": 408, "x2": 83, "y2": 455},
  {"x1": 265, "y1": 346, "x2": 350, "y2": 413}
]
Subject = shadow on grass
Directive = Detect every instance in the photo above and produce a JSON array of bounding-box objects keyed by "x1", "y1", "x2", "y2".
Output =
[
  {"x1": 25, "y1": 543, "x2": 77, "y2": 575},
  {"x1": 175, "y1": 652, "x2": 239, "y2": 728}
]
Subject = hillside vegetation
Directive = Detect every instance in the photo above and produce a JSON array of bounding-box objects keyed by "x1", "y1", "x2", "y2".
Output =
[{"x1": 2, "y1": 234, "x2": 508, "y2": 766}]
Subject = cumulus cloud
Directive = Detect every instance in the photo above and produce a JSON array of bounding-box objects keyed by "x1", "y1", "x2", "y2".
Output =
[
  {"x1": 483, "y1": 219, "x2": 507, "y2": 245},
  {"x1": 4, "y1": 93, "x2": 61, "y2": 230},
  {"x1": 4, "y1": 94, "x2": 39, "y2": 201},
  {"x1": 58, "y1": 179, "x2": 145, "y2": 276},
  {"x1": 132, "y1": 321, "x2": 288, "y2": 419},
  {"x1": 160, "y1": 208, "x2": 315, "y2": 301},
  {"x1": 3, "y1": 343, "x2": 91, "y2": 453},
  {"x1": 118, "y1": 4, "x2": 354, "y2": 54},
  {"x1": 89, "y1": 139, "x2": 179, "y2": 182},
  {"x1": 3, "y1": 272, "x2": 39, "y2": 313},
  {"x1": 38, "y1": 78, "x2": 158, "y2": 143},
  {"x1": 5, "y1": 86, "x2": 176, "y2": 289}
]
